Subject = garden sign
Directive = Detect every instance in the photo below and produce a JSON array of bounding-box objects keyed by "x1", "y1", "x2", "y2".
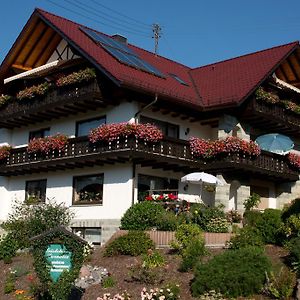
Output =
[{"x1": 45, "y1": 243, "x2": 72, "y2": 282}]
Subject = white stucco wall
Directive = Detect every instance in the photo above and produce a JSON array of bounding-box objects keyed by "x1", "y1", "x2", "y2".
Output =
[
  {"x1": 2, "y1": 164, "x2": 133, "y2": 222},
  {"x1": 0, "y1": 177, "x2": 9, "y2": 221},
  {"x1": 47, "y1": 39, "x2": 80, "y2": 63},
  {"x1": 1, "y1": 101, "x2": 139, "y2": 147},
  {"x1": 141, "y1": 109, "x2": 215, "y2": 140}
]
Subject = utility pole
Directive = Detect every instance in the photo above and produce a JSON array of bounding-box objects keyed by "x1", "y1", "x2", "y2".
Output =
[{"x1": 152, "y1": 23, "x2": 162, "y2": 56}]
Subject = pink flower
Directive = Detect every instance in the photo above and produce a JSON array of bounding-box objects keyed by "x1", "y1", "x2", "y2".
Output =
[{"x1": 89, "y1": 123, "x2": 163, "y2": 143}]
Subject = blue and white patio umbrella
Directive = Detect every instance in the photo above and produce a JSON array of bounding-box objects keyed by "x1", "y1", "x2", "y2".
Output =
[{"x1": 255, "y1": 133, "x2": 294, "y2": 155}]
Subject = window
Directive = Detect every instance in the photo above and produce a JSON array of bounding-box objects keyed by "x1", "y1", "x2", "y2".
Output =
[
  {"x1": 72, "y1": 227, "x2": 101, "y2": 245},
  {"x1": 140, "y1": 116, "x2": 179, "y2": 139},
  {"x1": 138, "y1": 174, "x2": 178, "y2": 201},
  {"x1": 76, "y1": 116, "x2": 106, "y2": 137},
  {"x1": 29, "y1": 128, "x2": 50, "y2": 141},
  {"x1": 25, "y1": 179, "x2": 47, "y2": 203},
  {"x1": 169, "y1": 73, "x2": 189, "y2": 86},
  {"x1": 73, "y1": 174, "x2": 104, "y2": 205}
]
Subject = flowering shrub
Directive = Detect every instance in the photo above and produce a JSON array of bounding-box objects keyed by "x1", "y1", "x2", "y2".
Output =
[
  {"x1": 27, "y1": 134, "x2": 68, "y2": 154},
  {"x1": 226, "y1": 210, "x2": 242, "y2": 224},
  {"x1": 199, "y1": 290, "x2": 226, "y2": 300},
  {"x1": 189, "y1": 136, "x2": 261, "y2": 159},
  {"x1": 16, "y1": 83, "x2": 50, "y2": 101},
  {"x1": 287, "y1": 152, "x2": 300, "y2": 171},
  {"x1": 145, "y1": 193, "x2": 178, "y2": 202},
  {"x1": 89, "y1": 123, "x2": 163, "y2": 143},
  {"x1": 14, "y1": 289, "x2": 34, "y2": 300},
  {"x1": 0, "y1": 94, "x2": 11, "y2": 107},
  {"x1": 96, "y1": 292, "x2": 131, "y2": 300},
  {"x1": 206, "y1": 217, "x2": 229, "y2": 233},
  {"x1": 141, "y1": 285, "x2": 180, "y2": 300},
  {"x1": 0, "y1": 145, "x2": 12, "y2": 160},
  {"x1": 56, "y1": 68, "x2": 96, "y2": 87}
]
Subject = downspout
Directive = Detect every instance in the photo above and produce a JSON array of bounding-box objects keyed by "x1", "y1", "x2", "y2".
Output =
[
  {"x1": 131, "y1": 93, "x2": 159, "y2": 205},
  {"x1": 133, "y1": 93, "x2": 158, "y2": 123}
]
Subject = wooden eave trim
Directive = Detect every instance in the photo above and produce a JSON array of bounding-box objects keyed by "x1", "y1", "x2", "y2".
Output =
[{"x1": 36, "y1": 11, "x2": 121, "y2": 87}]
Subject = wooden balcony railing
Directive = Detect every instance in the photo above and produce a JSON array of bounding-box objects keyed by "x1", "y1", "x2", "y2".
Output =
[
  {"x1": 243, "y1": 98, "x2": 300, "y2": 136},
  {"x1": 0, "y1": 136, "x2": 298, "y2": 180},
  {"x1": 0, "y1": 80, "x2": 103, "y2": 128}
]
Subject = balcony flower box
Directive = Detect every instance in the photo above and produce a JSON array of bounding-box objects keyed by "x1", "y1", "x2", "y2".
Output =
[
  {"x1": 0, "y1": 95, "x2": 11, "y2": 108},
  {"x1": 0, "y1": 145, "x2": 12, "y2": 161},
  {"x1": 56, "y1": 68, "x2": 96, "y2": 88},
  {"x1": 287, "y1": 152, "x2": 300, "y2": 171},
  {"x1": 16, "y1": 82, "x2": 50, "y2": 101},
  {"x1": 89, "y1": 122, "x2": 163, "y2": 143},
  {"x1": 27, "y1": 134, "x2": 68, "y2": 155},
  {"x1": 189, "y1": 136, "x2": 261, "y2": 160},
  {"x1": 255, "y1": 87, "x2": 300, "y2": 115}
]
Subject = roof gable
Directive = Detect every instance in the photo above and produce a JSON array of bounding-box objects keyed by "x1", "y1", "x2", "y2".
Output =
[{"x1": 190, "y1": 42, "x2": 299, "y2": 108}]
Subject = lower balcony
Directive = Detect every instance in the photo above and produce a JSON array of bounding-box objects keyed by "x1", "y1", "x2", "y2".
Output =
[{"x1": 0, "y1": 137, "x2": 298, "y2": 182}]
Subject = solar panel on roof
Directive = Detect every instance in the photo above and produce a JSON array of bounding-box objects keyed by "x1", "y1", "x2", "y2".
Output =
[
  {"x1": 80, "y1": 26, "x2": 164, "y2": 78},
  {"x1": 80, "y1": 27, "x2": 135, "y2": 55}
]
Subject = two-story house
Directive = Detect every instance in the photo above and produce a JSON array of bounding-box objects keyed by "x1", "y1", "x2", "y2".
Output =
[{"x1": 0, "y1": 8, "x2": 299, "y2": 244}]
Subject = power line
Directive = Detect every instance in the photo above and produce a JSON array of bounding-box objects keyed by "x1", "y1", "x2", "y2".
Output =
[
  {"x1": 43, "y1": 0, "x2": 150, "y2": 38},
  {"x1": 88, "y1": 0, "x2": 150, "y2": 29},
  {"x1": 64, "y1": 0, "x2": 150, "y2": 36}
]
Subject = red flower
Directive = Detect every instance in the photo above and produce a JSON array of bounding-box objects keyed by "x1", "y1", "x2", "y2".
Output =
[
  {"x1": 0, "y1": 145, "x2": 12, "y2": 160},
  {"x1": 89, "y1": 123, "x2": 163, "y2": 143},
  {"x1": 27, "y1": 134, "x2": 68, "y2": 154},
  {"x1": 145, "y1": 195, "x2": 153, "y2": 201},
  {"x1": 189, "y1": 136, "x2": 261, "y2": 159},
  {"x1": 287, "y1": 152, "x2": 300, "y2": 170}
]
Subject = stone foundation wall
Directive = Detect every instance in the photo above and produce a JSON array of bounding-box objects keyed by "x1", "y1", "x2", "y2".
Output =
[{"x1": 71, "y1": 219, "x2": 120, "y2": 245}]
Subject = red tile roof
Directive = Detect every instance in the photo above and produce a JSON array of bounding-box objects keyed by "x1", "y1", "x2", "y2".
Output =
[
  {"x1": 190, "y1": 42, "x2": 298, "y2": 108},
  {"x1": 4, "y1": 9, "x2": 300, "y2": 110}
]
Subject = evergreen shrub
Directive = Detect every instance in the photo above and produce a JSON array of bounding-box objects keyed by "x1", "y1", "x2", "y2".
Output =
[
  {"x1": 191, "y1": 247, "x2": 271, "y2": 298},
  {"x1": 120, "y1": 201, "x2": 165, "y2": 230},
  {"x1": 228, "y1": 226, "x2": 264, "y2": 249},
  {"x1": 104, "y1": 231, "x2": 155, "y2": 256}
]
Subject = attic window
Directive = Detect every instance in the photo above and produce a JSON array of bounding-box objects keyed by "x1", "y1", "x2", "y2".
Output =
[
  {"x1": 169, "y1": 73, "x2": 188, "y2": 86},
  {"x1": 80, "y1": 26, "x2": 164, "y2": 78}
]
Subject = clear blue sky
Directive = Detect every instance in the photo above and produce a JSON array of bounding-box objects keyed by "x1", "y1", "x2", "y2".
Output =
[{"x1": 1, "y1": 0, "x2": 300, "y2": 68}]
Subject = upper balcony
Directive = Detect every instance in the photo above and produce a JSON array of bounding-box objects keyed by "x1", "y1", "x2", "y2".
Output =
[
  {"x1": 0, "y1": 78, "x2": 105, "y2": 129},
  {"x1": 0, "y1": 136, "x2": 298, "y2": 182},
  {"x1": 242, "y1": 87, "x2": 300, "y2": 136}
]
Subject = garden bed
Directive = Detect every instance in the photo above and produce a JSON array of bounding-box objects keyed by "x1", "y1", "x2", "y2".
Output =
[{"x1": 0, "y1": 245, "x2": 290, "y2": 300}]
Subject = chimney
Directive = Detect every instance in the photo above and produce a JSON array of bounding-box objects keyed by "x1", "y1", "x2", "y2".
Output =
[{"x1": 112, "y1": 34, "x2": 127, "y2": 44}]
